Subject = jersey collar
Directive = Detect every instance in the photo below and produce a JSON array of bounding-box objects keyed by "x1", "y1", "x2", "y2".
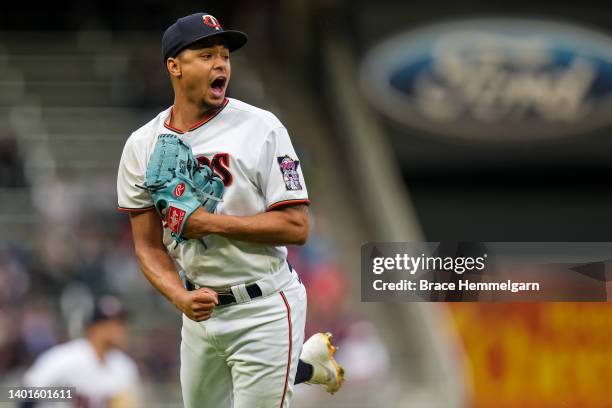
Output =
[{"x1": 164, "y1": 98, "x2": 229, "y2": 134}]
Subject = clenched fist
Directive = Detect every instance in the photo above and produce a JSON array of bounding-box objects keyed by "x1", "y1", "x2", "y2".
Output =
[{"x1": 175, "y1": 288, "x2": 219, "y2": 322}]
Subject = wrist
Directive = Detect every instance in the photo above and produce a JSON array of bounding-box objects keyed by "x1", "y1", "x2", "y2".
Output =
[
  {"x1": 170, "y1": 288, "x2": 188, "y2": 309},
  {"x1": 185, "y1": 209, "x2": 220, "y2": 238}
]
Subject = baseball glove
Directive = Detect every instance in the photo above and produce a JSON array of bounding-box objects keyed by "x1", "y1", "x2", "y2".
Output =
[
  {"x1": 193, "y1": 164, "x2": 225, "y2": 213},
  {"x1": 140, "y1": 134, "x2": 224, "y2": 243}
]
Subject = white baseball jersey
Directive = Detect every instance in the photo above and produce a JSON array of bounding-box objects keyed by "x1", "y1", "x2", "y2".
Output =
[
  {"x1": 117, "y1": 98, "x2": 309, "y2": 289},
  {"x1": 22, "y1": 338, "x2": 140, "y2": 408}
]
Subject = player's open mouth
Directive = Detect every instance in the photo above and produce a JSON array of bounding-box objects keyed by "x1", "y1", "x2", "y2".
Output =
[{"x1": 210, "y1": 77, "x2": 227, "y2": 98}]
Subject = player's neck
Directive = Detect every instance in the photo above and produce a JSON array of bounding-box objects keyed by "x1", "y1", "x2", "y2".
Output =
[
  {"x1": 170, "y1": 99, "x2": 221, "y2": 132},
  {"x1": 87, "y1": 336, "x2": 110, "y2": 363}
]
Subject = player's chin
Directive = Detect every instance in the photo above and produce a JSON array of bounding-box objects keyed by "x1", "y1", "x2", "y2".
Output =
[
  {"x1": 110, "y1": 340, "x2": 128, "y2": 350},
  {"x1": 205, "y1": 89, "x2": 226, "y2": 107}
]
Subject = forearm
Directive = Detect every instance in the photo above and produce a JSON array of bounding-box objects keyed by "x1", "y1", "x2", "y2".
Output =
[
  {"x1": 128, "y1": 210, "x2": 217, "y2": 321},
  {"x1": 184, "y1": 206, "x2": 309, "y2": 245},
  {"x1": 135, "y1": 246, "x2": 186, "y2": 307}
]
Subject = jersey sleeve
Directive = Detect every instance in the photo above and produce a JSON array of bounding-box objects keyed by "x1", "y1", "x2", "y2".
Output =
[
  {"x1": 117, "y1": 136, "x2": 154, "y2": 212},
  {"x1": 256, "y1": 127, "x2": 310, "y2": 210}
]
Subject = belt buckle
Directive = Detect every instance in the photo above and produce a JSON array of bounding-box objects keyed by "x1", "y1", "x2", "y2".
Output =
[{"x1": 216, "y1": 288, "x2": 235, "y2": 305}]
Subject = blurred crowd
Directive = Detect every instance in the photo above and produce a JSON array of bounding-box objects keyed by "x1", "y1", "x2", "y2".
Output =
[{"x1": 0, "y1": 137, "x2": 28, "y2": 188}]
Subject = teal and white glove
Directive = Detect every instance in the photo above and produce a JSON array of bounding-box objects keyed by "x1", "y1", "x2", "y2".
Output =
[
  {"x1": 141, "y1": 134, "x2": 226, "y2": 244},
  {"x1": 141, "y1": 134, "x2": 201, "y2": 243}
]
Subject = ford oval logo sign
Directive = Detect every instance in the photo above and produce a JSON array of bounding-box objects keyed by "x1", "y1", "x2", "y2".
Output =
[{"x1": 360, "y1": 19, "x2": 612, "y2": 141}]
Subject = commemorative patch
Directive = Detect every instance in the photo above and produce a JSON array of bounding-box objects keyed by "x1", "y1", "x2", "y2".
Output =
[{"x1": 277, "y1": 155, "x2": 302, "y2": 191}]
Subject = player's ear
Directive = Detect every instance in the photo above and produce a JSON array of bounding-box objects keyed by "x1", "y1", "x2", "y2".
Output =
[{"x1": 167, "y1": 57, "x2": 181, "y2": 78}]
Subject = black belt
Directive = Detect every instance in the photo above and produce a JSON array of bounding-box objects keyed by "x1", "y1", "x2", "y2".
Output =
[{"x1": 185, "y1": 280, "x2": 263, "y2": 306}]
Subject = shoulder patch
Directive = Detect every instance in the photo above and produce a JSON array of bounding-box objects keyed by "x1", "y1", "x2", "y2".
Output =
[{"x1": 277, "y1": 155, "x2": 302, "y2": 191}]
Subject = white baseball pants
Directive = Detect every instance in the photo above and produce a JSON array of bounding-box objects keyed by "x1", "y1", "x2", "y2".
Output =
[{"x1": 180, "y1": 271, "x2": 307, "y2": 408}]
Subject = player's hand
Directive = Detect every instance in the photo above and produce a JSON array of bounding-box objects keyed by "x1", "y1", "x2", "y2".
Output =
[{"x1": 175, "y1": 288, "x2": 219, "y2": 322}]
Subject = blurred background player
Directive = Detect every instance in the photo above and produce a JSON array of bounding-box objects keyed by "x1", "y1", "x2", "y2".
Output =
[{"x1": 20, "y1": 296, "x2": 140, "y2": 407}]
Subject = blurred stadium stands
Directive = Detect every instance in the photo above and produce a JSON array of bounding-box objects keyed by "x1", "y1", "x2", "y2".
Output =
[{"x1": 1, "y1": 1, "x2": 612, "y2": 407}]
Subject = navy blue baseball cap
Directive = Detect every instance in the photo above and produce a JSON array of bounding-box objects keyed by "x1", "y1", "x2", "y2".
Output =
[
  {"x1": 88, "y1": 296, "x2": 128, "y2": 326},
  {"x1": 162, "y1": 13, "x2": 248, "y2": 62}
]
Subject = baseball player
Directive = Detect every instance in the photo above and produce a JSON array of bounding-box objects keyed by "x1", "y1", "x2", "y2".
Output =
[
  {"x1": 20, "y1": 296, "x2": 140, "y2": 408},
  {"x1": 117, "y1": 12, "x2": 343, "y2": 407}
]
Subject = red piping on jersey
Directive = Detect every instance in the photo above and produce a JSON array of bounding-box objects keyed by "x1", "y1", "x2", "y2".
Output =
[
  {"x1": 117, "y1": 206, "x2": 155, "y2": 213},
  {"x1": 267, "y1": 199, "x2": 310, "y2": 211},
  {"x1": 164, "y1": 98, "x2": 229, "y2": 134},
  {"x1": 279, "y1": 291, "x2": 292, "y2": 408}
]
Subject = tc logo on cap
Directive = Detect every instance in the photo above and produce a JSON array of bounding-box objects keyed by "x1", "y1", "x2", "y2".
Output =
[{"x1": 202, "y1": 15, "x2": 222, "y2": 31}]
